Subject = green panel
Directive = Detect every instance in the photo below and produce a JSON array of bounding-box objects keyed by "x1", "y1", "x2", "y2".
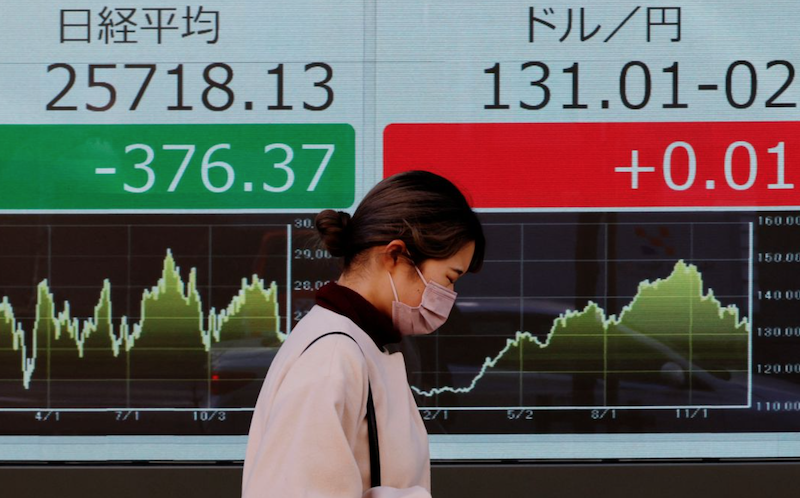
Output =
[{"x1": 0, "y1": 124, "x2": 355, "y2": 210}]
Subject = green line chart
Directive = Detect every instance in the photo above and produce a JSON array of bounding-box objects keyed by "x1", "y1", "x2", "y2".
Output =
[
  {"x1": 411, "y1": 219, "x2": 754, "y2": 410},
  {"x1": 412, "y1": 261, "x2": 749, "y2": 406},
  {"x1": 0, "y1": 250, "x2": 282, "y2": 390}
]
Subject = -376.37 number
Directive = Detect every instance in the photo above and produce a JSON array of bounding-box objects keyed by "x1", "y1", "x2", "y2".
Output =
[{"x1": 118, "y1": 143, "x2": 334, "y2": 194}]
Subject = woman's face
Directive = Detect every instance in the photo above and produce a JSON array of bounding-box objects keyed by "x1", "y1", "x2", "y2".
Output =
[{"x1": 394, "y1": 241, "x2": 475, "y2": 307}]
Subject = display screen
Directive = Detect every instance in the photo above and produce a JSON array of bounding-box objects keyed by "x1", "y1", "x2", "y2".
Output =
[{"x1": 1, "y1": 0, "x2": 799, "y2": 461}]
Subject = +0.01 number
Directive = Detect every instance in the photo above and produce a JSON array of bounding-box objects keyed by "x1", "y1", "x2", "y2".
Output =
[
  {"x1": 615, "y1": 141, "x2": 793, "y2": 191},
  {"x1": 485, "y1": 60, "x2": 796, "y2": 110},
  {"x1": 120, "y1": 142, "x2": 334, "y2": 194},
  {"x1": 46, "y1": 62, "x2": 334, "y2": 112}
]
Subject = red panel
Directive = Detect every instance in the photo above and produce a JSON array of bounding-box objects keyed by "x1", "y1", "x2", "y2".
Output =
[{"x1": 384, "y1": 122, "x2": 800, "y2": 209}]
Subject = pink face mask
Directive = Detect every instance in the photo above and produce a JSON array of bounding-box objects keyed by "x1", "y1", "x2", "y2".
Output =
[{"x1": 388, "y1": 265, "x2": 458, "y2": 336}]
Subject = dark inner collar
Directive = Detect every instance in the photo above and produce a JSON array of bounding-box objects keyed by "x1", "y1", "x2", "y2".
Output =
[{"x1": 315, "y1": 281, "x2": 402, "y2": 350}]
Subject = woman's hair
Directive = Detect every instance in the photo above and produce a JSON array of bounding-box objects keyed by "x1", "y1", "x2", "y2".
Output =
[{"x1": 315, "y1": 170, "x2": 485, "y2": 272}]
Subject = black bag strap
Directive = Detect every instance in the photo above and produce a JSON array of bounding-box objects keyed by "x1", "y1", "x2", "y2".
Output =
[{"x1": 301, "y1": 332, "x2": 381, "y2": 488}]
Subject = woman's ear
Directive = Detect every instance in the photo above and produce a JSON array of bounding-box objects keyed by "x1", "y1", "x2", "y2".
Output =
[{"x1": 381, "y1": 239, "x2": 408, "y2": 270}]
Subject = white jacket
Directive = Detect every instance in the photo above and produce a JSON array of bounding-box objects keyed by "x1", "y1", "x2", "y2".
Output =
[{"x1": 242, "y1": 306, "x2": 432, "y2": 498}]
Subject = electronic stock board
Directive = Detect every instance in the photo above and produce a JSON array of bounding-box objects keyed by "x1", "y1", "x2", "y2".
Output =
[{"x1": 0, "y1": 0, "x2": 799, "y2": 462}]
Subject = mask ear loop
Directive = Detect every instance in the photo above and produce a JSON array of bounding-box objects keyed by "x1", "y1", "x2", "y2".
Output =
[
  {"x1": 414, "y1": 265, "x2": 428, "y2": 285},
  {"x1": 401, "y1": 249, "x2": 428, "y2": 285},
  {"x1": 387, "y1": 272, "x2": 400, "y2": 301},
  {"x1": 387, "y1": 248, "x2": 411, "y2": 302},
  {"x1": 389, "y1": 259, "x2": 427, "y2": 303}
]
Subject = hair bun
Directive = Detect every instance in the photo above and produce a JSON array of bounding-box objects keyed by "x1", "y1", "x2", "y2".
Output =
[{"x1": 314, "y1": 209, "x2": 352, "y2": 257}]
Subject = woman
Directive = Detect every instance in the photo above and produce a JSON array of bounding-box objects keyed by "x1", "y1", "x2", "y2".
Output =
[{"x1": 242, "y1": 171, "x2": 485, "y2": 497}]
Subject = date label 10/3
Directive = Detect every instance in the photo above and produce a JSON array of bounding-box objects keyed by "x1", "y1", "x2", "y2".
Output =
[{"x1": 0, "y1": 124, "x2": 355, "y2": 210}]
